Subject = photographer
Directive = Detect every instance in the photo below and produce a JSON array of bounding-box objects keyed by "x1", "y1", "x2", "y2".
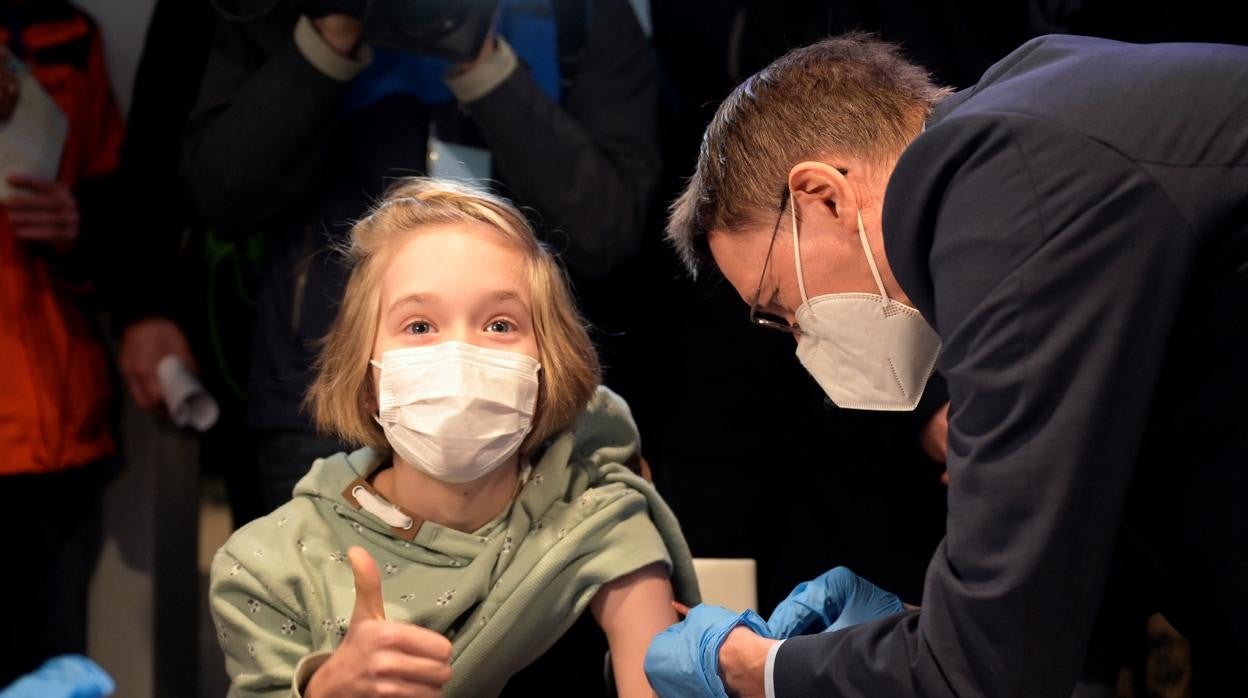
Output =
[{"x1": 182, "y1": 0, "x2": 659, "y2": 520}]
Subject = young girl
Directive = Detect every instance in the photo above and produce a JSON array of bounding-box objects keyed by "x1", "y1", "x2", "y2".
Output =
[{"x1": 209, "y1": 179, "x2": 698, "y2": 697}]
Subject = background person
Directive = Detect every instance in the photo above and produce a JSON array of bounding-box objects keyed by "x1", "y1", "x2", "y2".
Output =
[{"x1": 0, "y1": 0, "x2": 123, "y2": 685}]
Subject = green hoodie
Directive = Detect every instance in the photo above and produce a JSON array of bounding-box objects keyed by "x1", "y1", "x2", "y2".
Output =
[{"x1": 210, "y1": 386, "x2": 699, "y2": 697}]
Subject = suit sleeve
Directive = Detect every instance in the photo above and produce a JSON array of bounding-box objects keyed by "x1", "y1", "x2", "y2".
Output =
[
  {"x1": 181, "y1": 11, "x2": 361, "y2": 238},
  {"x1": 461, "y1": 0, "x2": 660, "y2": 279},
  {"x1": 773, "y1": 113, "x2": 1195, "y2": 696}
]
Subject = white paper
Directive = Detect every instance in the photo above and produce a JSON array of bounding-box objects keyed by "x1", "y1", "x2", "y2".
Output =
[
  {"x1": 0, "y1": 59, "x2": 68, "y2": 199},
  {"x1": 156, "y1": 355, "x2": 219, "y2": 432}
]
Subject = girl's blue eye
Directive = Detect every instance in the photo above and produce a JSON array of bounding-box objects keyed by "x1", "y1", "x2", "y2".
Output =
[
  {"x1": 486, "y1": 319, "x2": 514, "y2": 333},
  {"x1": 406, "y1": 321, "x2": 432, "y2": 335}
]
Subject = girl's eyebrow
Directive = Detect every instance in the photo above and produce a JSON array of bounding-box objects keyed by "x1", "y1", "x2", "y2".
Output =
[
  {"x1": 388, "y1": 292, "x2": 438, "y2": 314},
  {"x1": 389, "y1": 290, "x2": 528, "y2": 315},
  {"x1": 490, "y1": 290, "x2": 532, "y2": 314}
]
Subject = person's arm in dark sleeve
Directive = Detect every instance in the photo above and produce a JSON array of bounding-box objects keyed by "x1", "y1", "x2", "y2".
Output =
[
  {"x1": 181, "y1": 9, "x2": 369, "y2": 238},
  {"x1": 105, "y1": 0, "x2": 217, "y2": 331},
  {"x1": 448, "y1": 0, "x2": 660, "y2": 279},
  {"x1": 909, "y1": 371, "x2": 947, "y2": 427},
  {"x1": 771, "y1": 113, "x2": 1195, "y2": 696},
  {"x1": 909, "y1": 371, "x2": 949, "y2": 464}
]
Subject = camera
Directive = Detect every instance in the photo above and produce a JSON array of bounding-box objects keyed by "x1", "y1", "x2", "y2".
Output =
[{"x1": 297, "y1": 0, "x2": 500, "y2": 63}]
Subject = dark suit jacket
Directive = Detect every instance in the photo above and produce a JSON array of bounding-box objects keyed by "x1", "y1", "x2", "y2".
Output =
[{"x1": 775, "y1": 35, "x2": 1248, "y2": 696}]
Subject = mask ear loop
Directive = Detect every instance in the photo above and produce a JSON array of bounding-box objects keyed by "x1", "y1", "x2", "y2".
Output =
[
  {"x1": 856, "y1": 210, "x2": 892, "y2": 306},
  {"x1": 793, "y1": 190, "x2": 892, "y2": 308},
  {"x1": 370, "y1": 358, "x2": 390, "y2": 423}
]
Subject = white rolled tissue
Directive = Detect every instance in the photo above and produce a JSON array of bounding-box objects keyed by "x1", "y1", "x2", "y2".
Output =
[{"x1": 156, "y1": 355, "x2": 219, "y2": 432}]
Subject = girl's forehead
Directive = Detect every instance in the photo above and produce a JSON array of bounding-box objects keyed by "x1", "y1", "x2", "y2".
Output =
[{"x1": 380, "y1": 226, "x2": 532, "y2": 300}]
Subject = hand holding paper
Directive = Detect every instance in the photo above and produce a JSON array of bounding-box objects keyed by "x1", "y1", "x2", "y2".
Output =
[
  {"x1": 4, "y1": 174, "x2": 78, "y2": 247},
  {"x1": 156, "y1": 355, "x2": 219, "y2": 432},
  {"x1": 0, "y1": 53, "x2": 67, "y2": 201},
  {"x1": 120, "y1": 318, "x2": 201, "y2": 412}
]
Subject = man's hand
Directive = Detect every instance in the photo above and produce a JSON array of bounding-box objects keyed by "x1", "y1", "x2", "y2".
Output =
[
  {"x1": 4, "y1": 174, "x2": 79, "y2": 249},
  {"x1": 718, "y1": 627, "x2": 775, "y2": 698},
  {"x1": 305, "y1": 547, "x2": 453, "y2": 698},
  {"x1": 312, "y1": 14, "x2": 363, "y2": 58},
  {"x1": 919, "y1": 402, "x2": 950, "y2": 484},
  {"x1": 766, "y1": 567, "x2": 904, "y2": 639},
  {"x1": 644, "y1": 604, "x2": 771, "y2": 697},
  {"x1": 119, "y1": 317, "x2": 197, "y2": 413},
  {"x1": 0, "y1": 655, "x2": 114, "y2": 698}
]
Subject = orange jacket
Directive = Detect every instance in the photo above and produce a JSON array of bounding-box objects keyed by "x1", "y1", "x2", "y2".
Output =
[{"x1": 0, "y1": 4, "x2": 124, "y2": 475}]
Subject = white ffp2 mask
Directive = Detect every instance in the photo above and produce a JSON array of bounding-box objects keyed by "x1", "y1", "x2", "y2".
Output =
[
  {"x1": 791, "y1": 204, "x2": 940, "y2": 411},
  {"x1": 371, "y1": 341, "x2": 541, "y2": 483}
]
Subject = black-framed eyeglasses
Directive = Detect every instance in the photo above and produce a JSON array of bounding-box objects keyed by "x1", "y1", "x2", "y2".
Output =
[
  {"x1": 748, "y1": 189, "x2": 801, "y2": 335},
  {"x1": 748, "y1": 170, "x2": 847, "y2": 335}
]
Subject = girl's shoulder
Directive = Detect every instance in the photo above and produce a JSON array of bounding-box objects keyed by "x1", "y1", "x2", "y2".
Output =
[
  {"x1": 212, "y1": 497, "x2": 332, "y2": 584},
  {"x1": 567, "y1": 385, "x2": 641, "y2": 465}
]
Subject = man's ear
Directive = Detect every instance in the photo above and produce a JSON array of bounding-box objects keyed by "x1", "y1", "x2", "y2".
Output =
[{"x1": 787, "y1": 161, "x2": 858, "y2": 237}]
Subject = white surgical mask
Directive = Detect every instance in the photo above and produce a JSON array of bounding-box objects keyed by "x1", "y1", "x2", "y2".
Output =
[
  {"x1": 371, "y1": 341, "x2": 541, "y2": 483},
  {"x1": 791, "y1": 202, "x2": 941, "y2": 411}
]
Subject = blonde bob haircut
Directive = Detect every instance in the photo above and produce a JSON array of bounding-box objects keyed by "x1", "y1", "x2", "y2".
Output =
[{"x1": 307, "y1": 177, "x2": 601, "y2": 457}]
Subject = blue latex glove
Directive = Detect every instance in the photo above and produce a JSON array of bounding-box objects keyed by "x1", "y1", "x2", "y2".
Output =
[
  {"x1": 766, "y1": 566, "x2": 904, "y2": 638},
  {"x1": 645, "y1": 604, "x2": 772, "y2": 698},
  {"x1": 0, "y1": 655, "x2": 114, "y2": 698}
]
